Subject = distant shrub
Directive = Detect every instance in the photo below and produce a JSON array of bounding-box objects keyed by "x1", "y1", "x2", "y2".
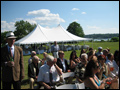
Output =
[{"x1": 110, "y1": 37, "x2": 119, "y2": 42}]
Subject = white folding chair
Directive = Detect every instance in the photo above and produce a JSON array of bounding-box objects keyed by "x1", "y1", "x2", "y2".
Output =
[
  {"x1": 62, "y1": 72, "x2": 75, "y2": 84},
  {"x1": 55, "y1": 84, "x2": 77, "y2": 89},
  {"x1": 75, "y1": 83, "x2": 85, "y2": 89},
  {"x1": 62, "y1": 72, "x2": 75, "y2": 78}
]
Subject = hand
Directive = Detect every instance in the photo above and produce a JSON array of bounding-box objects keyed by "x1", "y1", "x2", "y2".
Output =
[
  {"x1": 7, "y1": 61, "x2": 14, "y2": 67},
  {"x1": 53, "y1": 58, "x2": 57, "y2": 64}
]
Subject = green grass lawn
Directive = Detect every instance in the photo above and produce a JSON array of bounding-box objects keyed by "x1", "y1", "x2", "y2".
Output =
[{"x1": 1, "y1": 41, "x2": 119, "y2": 89}]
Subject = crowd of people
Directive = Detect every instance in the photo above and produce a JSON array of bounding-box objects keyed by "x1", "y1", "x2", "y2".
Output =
[{"x1": 1, "y1": 32, "x2": 119, "y2": 89}]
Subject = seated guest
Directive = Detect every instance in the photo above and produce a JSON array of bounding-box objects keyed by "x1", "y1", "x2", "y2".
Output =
[
  {"x1": 97, "y1": 55, "x2": 110, "y2": 80},
  {"x1": 103, "y1": 49, "x2": 109, "y2": 61},
  {"x1": 42, "y1": 52, "x2": 47, "y2": 65},
  {"x1": 79, "y1": 47, "x2": 89, "y2": 58},
  {"x1": 84, "y1": 58, "x2": 118, "y2": 89},
  {"x1": 28, "y1": 51, "x2": 36, "y2": 64},
  {"x1": 96, "y1": 47, "x2": 103, "y2": 57},
  {"x1": 106, "y1": 53, "x2": 119, "y2": 77},
  {"x1": 37, "y1": 55, "x2": 62, "y2": 89},
  {"x1": 56, "y1": 51, "x2": 70, "y2": 72},
  {"x1": 88, "y1": 50, "x2": 96, "y2": 61},
  {"x1": 69, "y1": 50, "x2": 80, "y2": 72},
  {"x1": 28, "y1": 56, "x2": 42, "y2": 89},
  {"x1": 114, "y1": 50, "x2": 119, "y2": 66},
  {"x1": 75, "y1": 53, "x2": 88, "y2": 83}
]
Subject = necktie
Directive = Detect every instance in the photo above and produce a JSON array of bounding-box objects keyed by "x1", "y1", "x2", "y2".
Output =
[
  {"x1": 49, "y1": 68, "x2": 54, "y2": 86},
  {"x1": 10, "y1": 47, "x2": 13, "y2": 57}
]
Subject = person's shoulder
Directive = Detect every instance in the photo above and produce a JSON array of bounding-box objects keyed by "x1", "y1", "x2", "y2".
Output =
[{"x1": 15, "y1": 45, "x2": 23, "y2": 51}]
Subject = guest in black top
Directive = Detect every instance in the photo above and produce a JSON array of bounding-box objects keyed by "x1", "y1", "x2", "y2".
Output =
[{"x1": 56, "y1": 51, "x2": 70, "y2": 72}]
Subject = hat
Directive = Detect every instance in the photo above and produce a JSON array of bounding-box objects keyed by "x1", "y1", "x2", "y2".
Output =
[
  {"x1": 58, "y1": 51, "x2": 64, "y2": 55},
  {"x1": 98, "y1": 47, "x2": 102, "y2": 50},
  {"x1": 6, "y1": 32, "x2": 16, "y2": 39},
  {"x1": 46, "y1": 55, "x2": 54, "y2": 62}
]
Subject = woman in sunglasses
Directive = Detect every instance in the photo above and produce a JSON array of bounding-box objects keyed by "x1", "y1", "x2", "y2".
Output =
[
  {"x1": 84, "y1": 56, "x2": 111, "y2": 89},
  {"x1": 97, "y1": 55, "x2": 110, "y2": 80}
]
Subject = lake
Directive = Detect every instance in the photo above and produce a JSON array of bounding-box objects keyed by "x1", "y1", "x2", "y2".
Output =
[{"x1": 93, "y1": 38, "x2": 111, "y2": 41}]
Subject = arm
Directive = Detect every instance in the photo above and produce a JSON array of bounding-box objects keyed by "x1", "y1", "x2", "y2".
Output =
[{"x1": 39, "y1": 81, "x2": 52, "y2": 89}]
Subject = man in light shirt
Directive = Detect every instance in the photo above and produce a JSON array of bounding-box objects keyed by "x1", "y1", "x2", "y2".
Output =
[
  {"x1": 37, "y1": 55, "x2": 62, "y2": 89},
  {"x1": 51, "y1": 41, "x2": 60, "y2": 58},
  {"x1": 106, "y1": 53, "x2": 119, "y2": 77}
]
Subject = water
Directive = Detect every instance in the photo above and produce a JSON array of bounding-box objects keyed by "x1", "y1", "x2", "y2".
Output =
[{"x1": 93, "y1": 38, "x2": 111, "y2": 41}]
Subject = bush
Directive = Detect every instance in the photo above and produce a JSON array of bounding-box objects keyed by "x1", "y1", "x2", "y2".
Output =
[{"x1": 110, "y1": 37, "x2": 119, "y2": 42}]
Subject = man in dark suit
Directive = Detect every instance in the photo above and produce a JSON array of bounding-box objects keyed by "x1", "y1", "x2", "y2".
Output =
[
  {"x1": 56, "y1": 51, "x2": 70, "y2": 72},
  {"x1": 1, "y1": 32, "x2": 25, "y2": 89},
  {"x1": 28, "y1": 56, "x2": 42, "y2": 89}
]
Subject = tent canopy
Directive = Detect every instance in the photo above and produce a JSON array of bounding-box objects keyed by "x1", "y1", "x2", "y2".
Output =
[{"x1": 15, "y1": 24, "x2": 92, "y2": 45}]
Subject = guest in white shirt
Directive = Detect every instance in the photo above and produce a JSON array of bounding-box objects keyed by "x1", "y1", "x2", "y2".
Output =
[
  {"x1": 37, "y1": 55, "x2": 62, "y2": 89},
  {"x1": 106, "y1": 53, "x2": 119, "y2": 77}
]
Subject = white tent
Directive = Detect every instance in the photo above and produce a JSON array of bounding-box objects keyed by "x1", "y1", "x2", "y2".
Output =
[{"x1": 15, "y1": 24, "x2": 92, "y2": 45}]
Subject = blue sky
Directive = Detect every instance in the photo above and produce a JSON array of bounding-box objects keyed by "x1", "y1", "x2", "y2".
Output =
[{"x1": 1, "y1": 1, "x2": 119, "y2": 35}]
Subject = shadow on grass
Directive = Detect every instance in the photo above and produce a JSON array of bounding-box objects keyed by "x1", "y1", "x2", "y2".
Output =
[{"x1": 21, "y1": 79, "x2": 29, "y2": 85}]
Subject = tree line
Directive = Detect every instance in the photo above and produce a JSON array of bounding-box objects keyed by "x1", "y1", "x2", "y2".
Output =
[{"x1": 84, "y1": 33, "x2": 119, "y2": 39}]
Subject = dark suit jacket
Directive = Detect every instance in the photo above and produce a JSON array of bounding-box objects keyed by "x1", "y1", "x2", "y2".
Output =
[
  {"x1": 28, "y1": 62, "x2": 39, "y2": 79},
  {"x1": 1, "y1": 45, "x2": 25, "y2": 82},
  {"x1": 56, "y1": 58, "x2": 69, "y2": 72}
]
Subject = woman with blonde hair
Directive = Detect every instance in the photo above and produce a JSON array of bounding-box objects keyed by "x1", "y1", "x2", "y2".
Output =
[{"x1": 42, "y1": 52, "x2": 48, "y2": 65}]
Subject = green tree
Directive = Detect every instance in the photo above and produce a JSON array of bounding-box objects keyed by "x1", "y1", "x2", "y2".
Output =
[
  {"x1": 14, "y1": 20, "x2": 36, "y2": 40},
  {"x1": 110, "y1": 37, "x2": 119, "y2": 42},
  {"x1": 67, "y1": 21, "x2": 85, "y2": 37},
  {"x1": 1, "y1": 31, "x2": 11, "y2": 46}
]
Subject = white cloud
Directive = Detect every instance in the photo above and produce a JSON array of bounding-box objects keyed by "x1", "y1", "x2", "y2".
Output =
[
  {"x1": 27, "y1": 9, "x2": 65, "y2": 26},
  {"x1": 72, "y1": 8, "x2": 79, "y2": 11},
  {"x1": 81, "y1": 12, "x2": 86, "y2": 14},
  {"x1": 1, "y1": 21, "x2": 15, "y2": 32}
]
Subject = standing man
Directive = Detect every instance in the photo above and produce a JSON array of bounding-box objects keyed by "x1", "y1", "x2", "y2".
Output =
[
  {"x1": 51, "y1": 41, "x2": 60, "y2": 58},
  {"x1": 1, "y1": 32, "x2": 25, "y2": 89}
]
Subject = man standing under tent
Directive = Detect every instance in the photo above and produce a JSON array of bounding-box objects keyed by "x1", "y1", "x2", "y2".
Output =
[{"x1": 51, "y1": 41, "x2": 60, "y2": 58}]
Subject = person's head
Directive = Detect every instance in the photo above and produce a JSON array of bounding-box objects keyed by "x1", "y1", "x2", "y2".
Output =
[
  {"x1": 88, "y1": 50, "x2": 96, "y2": 61},
  {"x1": 84, "y1": 59, "x2": 100, "y2": 79},
  {"x1": 89, "y1": 47, "x2": 93, "y2": 51},
  {"x1": 70, "y1": 50, "x2": 77, "y2": 60},
  {"x1": 54, "y1": 41, "x2": 57, "y2": 45},
  {"x1": 46, "y1": 55, "x2": 56, "y2": 67},
  {"x1": 97, "y1": 55, "x2": 106, "y2": 65},
  {"x1": 114, "y1": 50, "x2": 119, "y2": 60},
  {"x1": 58, "y1": 51, "x2": 64, "y2": 59},
  {"x1": 107, "y1": 53, "x2": 114, "y2": 61},
  {"x1": 103, "y1": 49, "x2": 108, "y2": 56},
  {"x1": 98, "y1": 47, "x2": 103, "y2": 52},
  {"x1": 32, "y1": 56, "x2": 39, "y2": 64},
  {"x1": 80, "y1": 49, "x2": 86, "y2": 54},
  {"x1": 31, "y1": 51, "x2": 36, "y2": 57},
  {"x1": 81, "y1": 53, "x2": 88, "y2": 65},
  {"x1": 6, "y1": 32, "x2": 16, "y2": 47}
]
